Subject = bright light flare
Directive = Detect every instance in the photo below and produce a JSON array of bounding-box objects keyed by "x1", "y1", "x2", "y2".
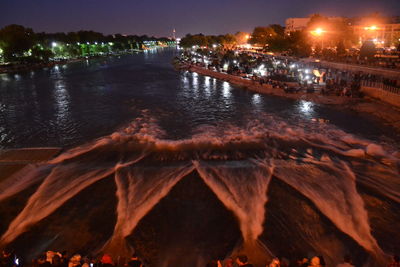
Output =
[
  {"x1": 364, "y1": 25, "x2": 378, "y2": 31},
  {"x1": 311, "y1": 28, "x2": 325, "y2": 36}
]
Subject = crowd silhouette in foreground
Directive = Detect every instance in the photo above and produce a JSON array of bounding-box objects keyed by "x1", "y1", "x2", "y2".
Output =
[{"x1": 1, "y1": 249, "x2": 400, "y2": 267}]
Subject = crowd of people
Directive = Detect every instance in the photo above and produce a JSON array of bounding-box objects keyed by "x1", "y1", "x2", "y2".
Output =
[
  {"x1": 0, "y1": 249, "x2": 143, "y2": 267},
  {"x1": 2, "y1": 249, "x2": 400, "y2": 267},
  {"x1": 177, "y1": 48, "x2": 400, "y2": 98}
]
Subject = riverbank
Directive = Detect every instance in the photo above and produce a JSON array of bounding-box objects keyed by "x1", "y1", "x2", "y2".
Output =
[
  {"x1": 0, "y1": 59, "x2": 83, "y2": 74},
  {"x1": 185, "y1": 64, "x2": 400, "y2": 133},
  {"x1": 0, "y1": 50, "x2": 143, "y2": 74}
]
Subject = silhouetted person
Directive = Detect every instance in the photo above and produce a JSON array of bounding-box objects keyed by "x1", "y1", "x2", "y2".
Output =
[
  {"x1": 387, "y1": 255, "x2": 400, "y2": 267},
  {"x1": 308, "y1": 257, "x2": 322, "y2": 267},
  {"x1": 126, "y1": 254, "x2": 142, "y2": 267},
  {"x1": 267, "y1": 257, "x2": 280, "y2": 267},
  {"x1": 206, "y1": 260, "x2": 220, "y2": 267},
  {"x1": 317, "y1": 256, "x2": 326, "y2": 267},
  {"x1": 68, "y1": 255, "x2": 82, "y2": 267},
  {"x1": 236, "y1": 255, "x2": 253, "y2": 267},
  {"x1": 224, "y1": 258, "x2": 233, "y2": 267},
  {"x1": 52, "y1": 255, "x2": 64, "y2": 267},
  {"x1": 0, "y1": 249, "x2": 15, "y2": 267},
  {"x1": 37, "y1": 255, "x2": 52, "y2": 267},
  {"x1": 100, "y1": 255, "x2": 113, "y2": 267},
  {"x1": 336, "y1": 255, "x2": 354, "y2": 267},
  {"x1": 61, "y1": 252, "x2": 69, "y2": 266}
]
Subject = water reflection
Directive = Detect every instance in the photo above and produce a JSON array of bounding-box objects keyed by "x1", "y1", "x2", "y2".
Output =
[
  {"x1": 192, "y1": 72, "x2": 199, "y2": 97},
  {"x1": 222, "y1": 81, "x2": 231, "y2": 98},
  {"x1": 53, "y1": 79, "x2": 70, "y2": 128},
  {"x1": 0, "y1": 74, "x2": 10, "y2": 82},
  {"x1": 204, "y1": 76, "x2": 211, "y2": 97},
  {"x1": 0, "y1": 49, "x2": 397, "y2": 148},
  {"x1": 298, "y1": 100, "x2": 314, "y2": 117},
  {"x1": 252, "y1": 94, "x2": 263, "y2": 110}
]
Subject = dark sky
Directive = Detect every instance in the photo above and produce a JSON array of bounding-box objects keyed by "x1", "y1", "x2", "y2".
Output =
[{"x1": 1, "y1": 0, "x2": 399, "y2": 37}]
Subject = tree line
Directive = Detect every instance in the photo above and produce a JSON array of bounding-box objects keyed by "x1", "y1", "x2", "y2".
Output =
[
  {"x1": 179, "y1": 14, "x2": 400, "y2": 59},
  {"x1": 0, "y1": 24, "x2": 174, "y2": 63}
]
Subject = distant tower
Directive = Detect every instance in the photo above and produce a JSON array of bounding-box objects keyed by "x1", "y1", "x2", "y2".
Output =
[{"x1": 172, "y1": 29, "x2": 176, "y2": 40}]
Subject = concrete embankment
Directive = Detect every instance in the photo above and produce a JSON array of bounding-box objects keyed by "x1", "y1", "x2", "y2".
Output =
[
  {"x1": 361, "y1": 86, "x2": 400, "y2": 108},
  {"x1": 188, "y1": 65, "x2": 357, "y2": 105},
  {"x1": 186, "y1": 65, "x2": 400, "y2": 133}
]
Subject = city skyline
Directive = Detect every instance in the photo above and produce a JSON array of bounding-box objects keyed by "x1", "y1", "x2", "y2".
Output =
[{"x1": 1, "y1": 0, "x2": 400, "y2": 37}]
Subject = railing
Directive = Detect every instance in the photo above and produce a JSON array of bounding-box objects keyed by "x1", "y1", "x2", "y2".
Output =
[{"x1": 361, "y1": 80, "x2": 400, "y2": 95}]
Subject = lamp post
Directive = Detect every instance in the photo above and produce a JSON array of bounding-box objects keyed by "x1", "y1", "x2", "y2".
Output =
[
  {"x1": 311, "y1": 28, "x2": 325, "y2": 51},
  {"x1": 51, "y1": 42, "x2": 57, "y2": 58},
  {"x1": 363, "y1": 25, "x2": 380, "y2": 46}
]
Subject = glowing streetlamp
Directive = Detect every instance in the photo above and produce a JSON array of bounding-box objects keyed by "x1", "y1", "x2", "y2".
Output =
[
  {"x1": 52, "y1": 42, "x2": 57, "y2": 48},
  {"x1": 363, "y1": 25, "x2": 380, "y2": 46},
  {"x1": 364, "y1": 25, "x2": 378, "y2": 31},
  {"x1": 310, "y1": 28, "x2": 325, "y2": 51},
  {"x1": 311, "y1": 28, "x2": 325, "y2": 36}
]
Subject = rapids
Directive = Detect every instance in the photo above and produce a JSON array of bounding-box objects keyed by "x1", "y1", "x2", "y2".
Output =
[
  {"x1": 0, "y1": 49, "x2": 399, "y2": 267},
  {"x1": 0, "y1": 113, "x2": 399, "y2": 267}
]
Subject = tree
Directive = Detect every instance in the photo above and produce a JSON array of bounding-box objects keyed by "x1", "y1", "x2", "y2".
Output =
[
  {"x1": 314, "y1": 44, "x2": 322, "y2": 56},
  {"x1": 288, "y1": 31, "x2": 312, "y2": 57},
  {"x1": 235, "y1": 32, "x2": 250, "y2": 45},
  {"x1": 307, "y1": 14, "x2": 330, "y2": 30},
  {"x1": 220, "y1": 34, "x2": 236, "y2": 49},
  {"x1": 360, "y1": 40, "x2": 376, "y2": 60},
  {"x1": 0, "y1": 24, "x2": 36, "y2": 61},
  {"x1": 269, "y1": 24, "x2": 285, "y2": 37},
  {"x1": 249, "y1": 26, "x2": 276, "y2": 46},
  {"x1": 267, "y1": 37, "x2": 290, "y2": 52},
  {"x1": 31, "y1": 46, "x2": 53, "y2": 62},
  {"x1": 336, "y1": 40, "x2": 346, "y2": 58}
]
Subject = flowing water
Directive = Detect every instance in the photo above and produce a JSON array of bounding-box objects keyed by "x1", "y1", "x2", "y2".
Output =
[{"x1": 0, "y1": 48, "x2": 399, "y2": 267}]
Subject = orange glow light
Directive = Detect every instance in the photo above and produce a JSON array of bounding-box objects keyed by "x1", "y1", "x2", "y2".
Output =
[
  {"x1": 365, "y1": 25, "x2": 378, "y2": 31},
  {"x1": 311, "y1": 28, "x2": 325, "y2": 36}
]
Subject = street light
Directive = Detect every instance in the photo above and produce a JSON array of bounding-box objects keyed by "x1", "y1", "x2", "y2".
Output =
[
  {"x1": 52, "y1": 42, "x2": 57, "y2": 48},
  {"x1": 364, "y1": 25, "x2": 378, "y2": 31},
  {"x1": 310, "y1": 28, "x2": 325, "y2": 51},
  {"x1": 311, "y1": 28, "x2": 325, "y2": 36}
]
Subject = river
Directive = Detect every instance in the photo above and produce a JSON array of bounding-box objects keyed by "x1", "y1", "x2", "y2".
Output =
[{"x1": 0, "y1": 48, "x2": 399, "y2": 267}]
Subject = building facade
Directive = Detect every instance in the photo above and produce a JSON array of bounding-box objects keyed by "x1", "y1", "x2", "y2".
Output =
[
  {"x1": 352, "y1": 24, "x2": 400, "y2": 48},
  {"x1": 285, "y1": 15, "x2": 400, "y2": 48}
]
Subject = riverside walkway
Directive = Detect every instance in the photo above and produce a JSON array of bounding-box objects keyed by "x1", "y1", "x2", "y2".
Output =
[
  {"x1": 185, "y1": 64, "x2": 400, "y2": 132},
  {"x1": 300, "y1": 58, "x2": 400, "y2": 80}
]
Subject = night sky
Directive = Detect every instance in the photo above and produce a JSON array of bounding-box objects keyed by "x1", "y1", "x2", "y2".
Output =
[{"x1": 1, "y1": 0, "x2": 399, "y2": 37}]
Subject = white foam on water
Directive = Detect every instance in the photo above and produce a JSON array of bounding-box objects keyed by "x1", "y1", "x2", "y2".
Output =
[
  {"x1": 0, "y1": 164, "x2": 51, "y2": 202},
  {"x1": 273, "y1": 159, "x2": 383, "y2": 256},
  {"x1": 194, "y1": 159, "x2": 273, "y2": 243},
  {"x1": 366, "y1": 144, "x2": 387, "y2": 157},
  {"x1": 0, "y1": 164, "x2": 116, "y2": 244},
  {"x1": 102, "y1": 163, "x2": 194, "y2": 256},
  {"x1": 0, "y1": 112, "x2": 398, "y2": 265}
]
